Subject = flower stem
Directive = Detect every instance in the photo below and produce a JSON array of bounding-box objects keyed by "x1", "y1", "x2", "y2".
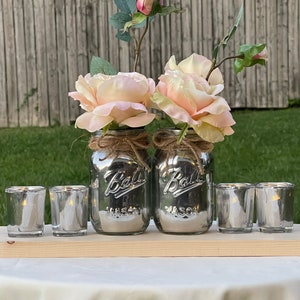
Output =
[
  {"x1": 205, "y1": 54, "x2": 244, "y2": 81},
  {"x1": 133, "y1": 17, "x2": 150, "y2": 72}
]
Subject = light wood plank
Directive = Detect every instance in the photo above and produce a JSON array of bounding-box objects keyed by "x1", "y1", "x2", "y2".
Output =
[{"x1": 1, "y1": 223, "x2": 300, "y2": 258}]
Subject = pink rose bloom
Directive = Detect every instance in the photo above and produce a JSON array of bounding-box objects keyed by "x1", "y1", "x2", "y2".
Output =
[
  {"x1": 252, "y1": 47, "x2": 268, "y2": 62},
  {"x1": 136, "y1": 0, "x2": 162, "y2": 16},
  {"x1": 152, "y1": 53, "x2": 235, "y2": 143},
  {"x1": 69, "y1": 72, "x2": 156, "y2": 132}
]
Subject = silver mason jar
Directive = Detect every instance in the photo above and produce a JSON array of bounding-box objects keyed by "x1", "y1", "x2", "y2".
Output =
[
  {"x1": 89, "y1": 129, "x2": 151, "y2": 235},
  {"x1": 152, "y1": 130, "x2": 214, "y2": 234}
]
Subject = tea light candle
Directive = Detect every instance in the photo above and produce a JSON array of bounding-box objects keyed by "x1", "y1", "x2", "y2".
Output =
[
  {"x1": 158, "y1": 210, "x2": 209, "y2": 233},
  {"x1": 99, "y1": 210, "x2": 146, "y2": 233}
]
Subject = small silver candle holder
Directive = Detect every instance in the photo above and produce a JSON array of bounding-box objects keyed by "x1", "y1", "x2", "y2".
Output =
[
  {"x1": 49, "y1": 185, "x2": 88, "y2": 236},
  {"x1": 5, "y1": 186, "x2": 46, "y2": 237},
  {"x1": 216, "y1": 183, "x2": 255, "y2": 233},
  {"x1": 256, "y1": 182, "x2": 295, "y2": 233}
]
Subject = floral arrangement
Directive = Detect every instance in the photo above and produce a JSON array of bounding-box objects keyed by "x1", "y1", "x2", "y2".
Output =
[{"x1": 69, "y1": 0, "x2": 267, "y2": 144}]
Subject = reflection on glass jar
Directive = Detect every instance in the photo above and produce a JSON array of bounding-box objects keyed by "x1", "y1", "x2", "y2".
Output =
[
  {"x1": 256, "y1": 182, "x2": 295, "y2": 233},
  {"x1": 152, "y1": 130, "x2": 214, "y2": 234},
  {"x1": 89, "y1": 129, "x2": 151, "y2": 235},
  {"x1": 216, "y1": 183, "x2": 255, "y2": 233}
]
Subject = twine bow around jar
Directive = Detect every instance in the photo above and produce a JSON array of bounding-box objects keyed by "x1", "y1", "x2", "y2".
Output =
[
  {"x1": 89, "y1": 131, "x2": 151, "y2": 172},
  {"x1": 152, "y1": 130, "x2": 214, "y2": 175}
]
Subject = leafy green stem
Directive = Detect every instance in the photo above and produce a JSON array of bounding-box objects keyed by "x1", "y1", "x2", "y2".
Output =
[
  {"x1": 205, "y1": 54, "x2": 244, "y2": 81},
  {"x1": 177, "y1": 123, "x2": 189, "y2": 144},
  {"x1": 133, "y1": 17, "x2": 150, "y2": 72}
]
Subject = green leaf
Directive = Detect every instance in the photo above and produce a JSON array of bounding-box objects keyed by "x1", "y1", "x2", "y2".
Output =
[
  {"x1": 159, "y1": 6, "x2": 184, "y2": 16},
  {"x1": 234, "y1": 59, "x2": 244, "y2": 73},
  {"x1": 114, "y1": 0, "x2": 132, "y2": 13},
  {"x1": 109, "y1": 12, "x2": 132, "y2": 29},
  {"x1": 116, "y1": 30, "x2": 132, "y2": 42},
  {"x1": 213, "y1": 4, "x2": 243, "y2": 60},
  {"x1": 126, "y1": 0, "x2": 137, "y2": 13},
  {"x1": 234, "y1": 44, "x2": 267, "y2": 73},
  {"x1": 90, "y1": 56, "x2": 117, "y2": 76},
  {"x1": 124, "y1": 12, "x2": 147, "y2": 31},
  {"x1": 147, "y1": 0, "x2": 162, "y2": 15}
]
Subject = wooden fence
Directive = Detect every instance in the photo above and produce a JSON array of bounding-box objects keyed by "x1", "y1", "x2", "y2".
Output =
[{"x1": 0, "y1": 0, "x2": 299, "y2": 127}]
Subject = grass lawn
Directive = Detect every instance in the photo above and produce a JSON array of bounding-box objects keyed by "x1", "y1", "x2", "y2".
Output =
[{"x1": 0, "y1": 108, "x2": 299, "y2": 226}]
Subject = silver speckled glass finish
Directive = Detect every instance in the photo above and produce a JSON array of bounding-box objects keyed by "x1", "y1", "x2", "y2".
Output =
[
  {"x1": 89, "y1": 130, "x2": 150, "y2": 235},
  {"x1": 5, "y1": 186, "x2": 46, "y2": 237},
  {"x1": 153, "y1": 131, "x2": 214, "y2": 234},
  {"x1": 49, "y1": 185, "x2": 88, "y2": 236},
  {"x1": 256, "y1": 182, "x2": 295, "y2": 233},
  {"x1": 216, "y1": 183, "x2": 255, "y2": 233}
]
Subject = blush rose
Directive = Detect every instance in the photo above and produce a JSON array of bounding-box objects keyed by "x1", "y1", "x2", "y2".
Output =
[
  {"x1": 152, "y1": 53, "x2": 236, "y2": 143},
  {"x1": 136, "y1": 0, "x2": 162, "y2": 16},
  {"x1": 69, "y1": 72, "x2": 156, "y2": 132}
]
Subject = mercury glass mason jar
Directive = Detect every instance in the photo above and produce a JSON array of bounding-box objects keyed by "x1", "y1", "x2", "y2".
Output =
[
  {"x1": 152, "y1": 129, "x2": 214, "y2": 234},
  {"x1": 89, "y1": 129, "x2": 151, "y2": 235}
]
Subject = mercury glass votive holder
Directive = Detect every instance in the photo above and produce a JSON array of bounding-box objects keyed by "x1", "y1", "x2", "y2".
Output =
[
  {"x1": 216, "y1": 183, "x2": 255, "y2": 233},
  {"x1": 256, "y1": 182, "x2": 295, "y2": 233},
  {"x1": 5, "y1": 186, "x2": 46, "y2": 237},
  {"x1": 49, "y1": 185, "x2": 88, "y2": 236}
]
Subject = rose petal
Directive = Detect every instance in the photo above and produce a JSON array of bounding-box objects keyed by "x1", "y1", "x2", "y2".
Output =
[
  {"x1": 195, "y1": 97, "x2": 231, "y2": 116},
  {"x1": 200, "y1": 110, "x2": 236, "y2": 128},
  {"x1": 75, "y1": 112, "x2": 113, "y2": 132},
  {"x1": 75, "y1": 75, "x2": 98, "y2": 106},
  {"x1": 152, "y1": 92, "x2": 197, "y2": 125},
  {"x1": 192, "y1": 123, "x2": 226, "y2": 143},
  {"x1": 97, "y1": 73, "x2": 152, "y2": 104},
  {"x1": 121, "y1": 112, "x2": 156, "y2": 127},
  {"x1": 92, "y1": 101, "x2": 154, "y2": 127}
]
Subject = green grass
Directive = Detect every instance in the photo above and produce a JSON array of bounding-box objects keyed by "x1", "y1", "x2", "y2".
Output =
[
  {"x1": 213, "y1": 108, "x2": 300, "y2": 221},
  {"x1": 0, "y1": 108, "x2": 299, "y2": 225},
  {"x1": 0, "y1": 126, "x2": 91, "y2": 225}
]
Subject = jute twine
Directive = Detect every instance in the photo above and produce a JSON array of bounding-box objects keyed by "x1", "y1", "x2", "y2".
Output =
[
  {"x1": 89, "y1": 131, "x2": 151, "y2": 172},
  {"x1": 152, "y1": 130, "x2": 214, "y2": 175}
]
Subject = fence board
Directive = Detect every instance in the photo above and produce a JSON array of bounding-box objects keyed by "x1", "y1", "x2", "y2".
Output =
[
  {"x1": 34, "y1": 0, "x2": 49, "y2": 126},
  {"x1": 45, "y1": 0, "x2": 59, "y2": 125},
  {"x1": 0, "y1": 0, "x2": 7, "y2": 127},
  {"x1": 3, "y1": 0, "x2": 18, "y2": 127},
  {"x1": 287, "y1": 0, "x2": 299, "y2": 99},
  {"x1": 66, "y1": 0, "x2": 80, "y2": 121},
  {"x1": 24, "y1": 0, "x2": 39, "y2": 126},
  {"x1": 0, "y1": 0, "x2": 299, "y2": 128}
]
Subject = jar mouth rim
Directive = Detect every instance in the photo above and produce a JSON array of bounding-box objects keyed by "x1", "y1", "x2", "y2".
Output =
[
  {"x1": 49, "y1": 185, "x2": 88, "y2": 192},
  {"x1": 5, "y1": 186, "x2": 46, "y2": 193},
  {"x1": 256, "y1": 182, "x2": 295, "y2": 189},
  {"x1": 216, "y1": 183, "x2": 254, "y2": 189}
]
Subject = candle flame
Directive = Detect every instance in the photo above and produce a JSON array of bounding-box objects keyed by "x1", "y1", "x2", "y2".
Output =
[
  {"x1": 231, "y1": 197, "x2": 238, "y2": 203},
  {"x1": 272, "y1": 194, "x2": 280, "y2": 201}
]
